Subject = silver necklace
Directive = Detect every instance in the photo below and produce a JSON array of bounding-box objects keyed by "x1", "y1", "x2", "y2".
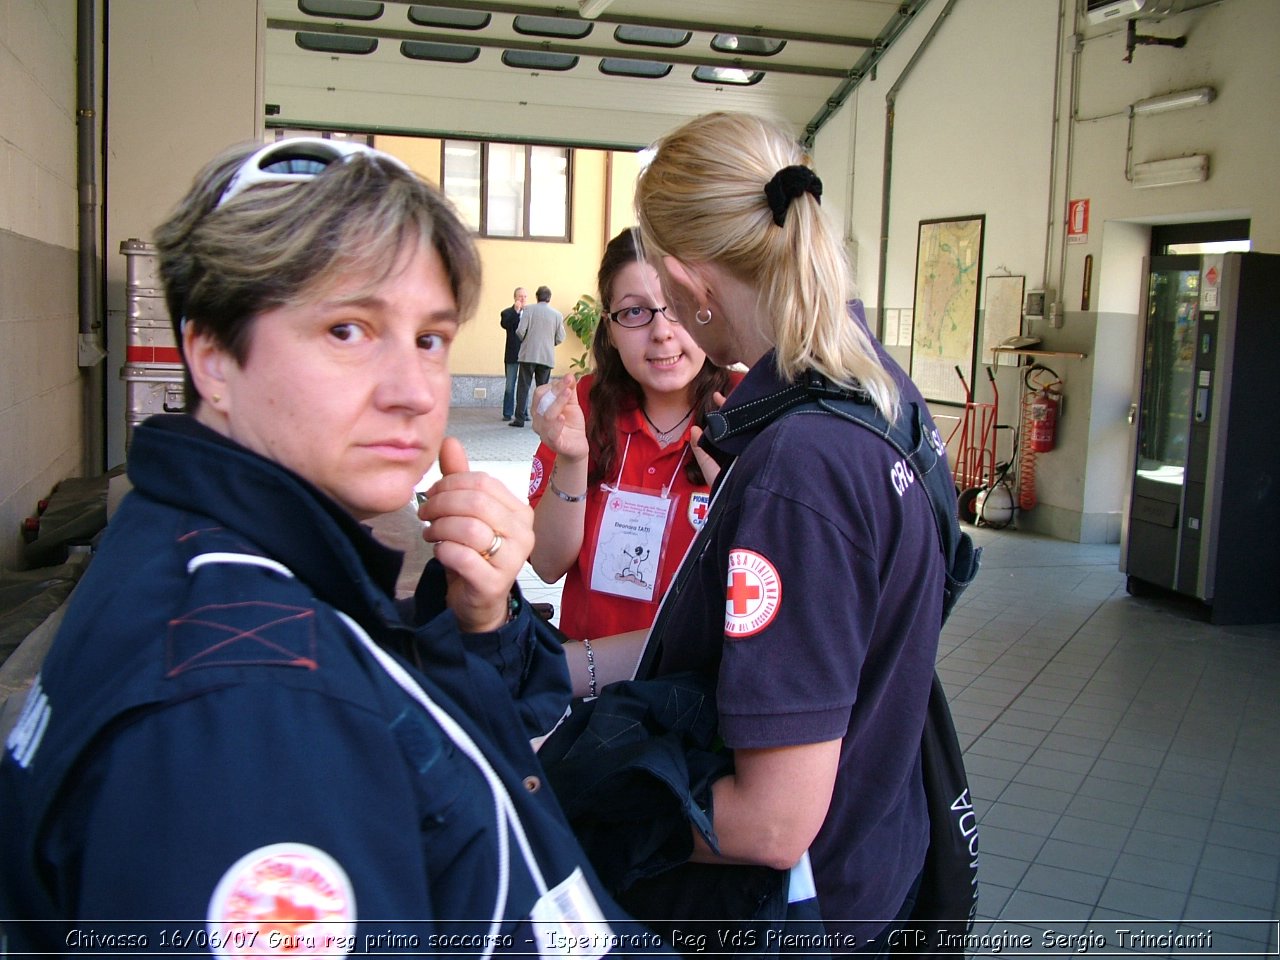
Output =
[{"x1": 642, "y1": 405, "x2": 694, "y2": 447}]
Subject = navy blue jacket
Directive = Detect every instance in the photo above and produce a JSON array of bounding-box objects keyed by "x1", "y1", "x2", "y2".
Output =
[{"x1": 0, "y1": 415, "x2": 664, "y2": 956}]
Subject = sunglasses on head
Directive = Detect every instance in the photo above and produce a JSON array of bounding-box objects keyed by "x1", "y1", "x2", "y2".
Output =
[{"x1": 217, "y1": 137, "x2": 413, "y2": 208}]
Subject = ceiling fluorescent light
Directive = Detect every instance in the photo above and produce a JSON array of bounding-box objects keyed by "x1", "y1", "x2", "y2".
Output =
[
  {"x1": 578, "y1": 0, "x2": 614, "y2": 18},
  {"x1": 1132, "y1": 86, "x2": 1216, "y2": 115},
  {"x1": 1132, "y1": 154, "x2": 1209, "y2": 188}
]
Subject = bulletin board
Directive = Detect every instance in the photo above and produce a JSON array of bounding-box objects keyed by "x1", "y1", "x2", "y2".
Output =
[{"x1": 982, "y1": 275, "x2": 1025, "y2": 366}]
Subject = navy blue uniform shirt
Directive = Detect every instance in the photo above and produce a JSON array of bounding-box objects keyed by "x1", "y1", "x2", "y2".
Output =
[
  {"x1": 0, "y1": 415, "x2": 666, "y2": 957},
  {"x1": 651, "y1": 306, "x2": 943, "y2": 938}
]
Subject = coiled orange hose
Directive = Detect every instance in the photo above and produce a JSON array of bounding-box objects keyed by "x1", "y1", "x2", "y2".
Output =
[{"x1": 1018, "y1": 389, "x2": 1038, "y2": 511}]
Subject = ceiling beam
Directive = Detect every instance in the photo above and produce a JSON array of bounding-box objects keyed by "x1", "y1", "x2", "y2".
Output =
[
  {"x1": 803, "y1": 0, "x2": 930, "y2": 145},
  {"x1": 269, "y1": 18, "x2": 854, "y2": 78},
  {"x1": 369, "y1": 0, "x2": 879, "y2": 49}
]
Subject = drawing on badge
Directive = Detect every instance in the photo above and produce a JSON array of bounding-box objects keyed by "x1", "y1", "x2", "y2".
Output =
[{"x1": 615, "y1": 544, "x2": 653, "y2": 587}]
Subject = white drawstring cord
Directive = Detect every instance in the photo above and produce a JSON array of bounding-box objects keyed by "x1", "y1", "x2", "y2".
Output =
[
  {"x1": 187, "y1": 552, "x2": 296, "y2": 578},
  {"x1": 189, "y1": 552, "x2": 553, "y2": 958},
  {"x1": 336, "y1": 612, "x2": 550, "y2": 960}
]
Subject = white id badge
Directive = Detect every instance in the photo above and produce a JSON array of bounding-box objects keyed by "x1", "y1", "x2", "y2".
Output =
[
  {"x1": 787, "y1": 850, "x2": 817, "y2": 902},
  {"x1": 588, "y1": 487, "x2": 674, "y2": 603},
  {"x1": 530, "y1": 867, "x2": 614, "y2": 958}
]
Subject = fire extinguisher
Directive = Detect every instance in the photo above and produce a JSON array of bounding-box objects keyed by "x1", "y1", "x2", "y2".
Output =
[{"x1": 1025, "y1": 366, "x2": 1063, "y2": 453}]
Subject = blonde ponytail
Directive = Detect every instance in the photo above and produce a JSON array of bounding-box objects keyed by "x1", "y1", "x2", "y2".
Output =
[{"x1": 635, "y1": 112, "x2": 898, "y2": 421}]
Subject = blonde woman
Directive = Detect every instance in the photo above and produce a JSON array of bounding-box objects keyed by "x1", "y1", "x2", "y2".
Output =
[{"x1": 565, "y1": 113, "x2": 953, "y2": 951}]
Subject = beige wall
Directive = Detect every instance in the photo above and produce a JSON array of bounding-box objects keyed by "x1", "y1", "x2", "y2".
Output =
[
  {"x1": 608, "y1": 150, "x2": 645, "y2": 241},
  {"x1": 0, "y1": 0, "x2": 82, "y2": 569},
  {"x1": 378, "y1": 137, "x2": 643, "y2": 380},
  {"x1": 830, "y1": 0, "x2": 1280, "y2": 543},
  {"x1": 103, "y1": 0, "x2": 263, "y2": 469}
]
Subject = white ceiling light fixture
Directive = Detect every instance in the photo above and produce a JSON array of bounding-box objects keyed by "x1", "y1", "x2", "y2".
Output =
[
  {"x1": 1131, "y1": 86, "x2": 1215, "y2": 115},
  {"x1": 578, "y1": 0, "x2": 615, "y2": 19},
  {"x1": 1131, "y1": 154, "x2": 1209, "y2": 188}
]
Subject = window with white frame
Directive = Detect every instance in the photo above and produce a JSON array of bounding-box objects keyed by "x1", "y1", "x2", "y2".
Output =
[{"x1": 442, "y1": 140, "x2": 571, "y2": 241}]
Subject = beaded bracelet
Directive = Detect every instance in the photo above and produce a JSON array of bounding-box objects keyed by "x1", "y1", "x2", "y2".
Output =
[{"x1": 581, "y1": 637, "x2": 598, "y2": 698}]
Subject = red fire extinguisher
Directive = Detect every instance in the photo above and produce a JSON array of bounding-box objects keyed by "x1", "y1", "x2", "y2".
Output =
[{"x1": 1026, "y1": 367, "x2": 1063, "y2": 453}]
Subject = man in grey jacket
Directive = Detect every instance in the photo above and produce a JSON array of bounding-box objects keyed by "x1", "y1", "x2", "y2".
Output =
[{"x1": 510, "y1": 285, "x2": 564, "y2": 427}]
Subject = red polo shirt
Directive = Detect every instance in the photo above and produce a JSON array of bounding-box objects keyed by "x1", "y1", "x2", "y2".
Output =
[{"x1": 528, "y1": 374, "x2": 722, "y2": 641}]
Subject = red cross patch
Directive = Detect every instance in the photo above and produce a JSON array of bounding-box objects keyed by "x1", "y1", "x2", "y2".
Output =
[
  {"x1": 724, "y1": 548, "x2": 782, "y2": 638},
  {"x1": 688, "y1": 492, "x2": 711, "y2": 530},
  {"x1": 208, "y1": 843, "x2": 356, "y2": 956}
]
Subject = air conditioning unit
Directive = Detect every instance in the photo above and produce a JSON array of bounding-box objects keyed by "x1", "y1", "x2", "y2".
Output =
[
  {"x1": 1086, "y1": 0, "x2": 1142, "y2": 22},
  {"x1": 1085, "y1": 0, "x2": 1219, "y2": 25}
]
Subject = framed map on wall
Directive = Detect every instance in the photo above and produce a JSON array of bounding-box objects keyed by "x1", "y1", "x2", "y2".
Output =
[{"x1": 909, "y1": 215, "x2": 985, "y2": 405}]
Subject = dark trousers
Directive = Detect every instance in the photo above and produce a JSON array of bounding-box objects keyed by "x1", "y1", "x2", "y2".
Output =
[
  {"x1": 502, "y1": 362, "x2": 519, "y2": 419},
  {"x1": 512, "y1": 362, "x2": 550, "y2": 423}
]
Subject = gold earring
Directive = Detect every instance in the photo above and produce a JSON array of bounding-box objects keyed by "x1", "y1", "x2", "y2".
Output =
[{"x1": 211, "y1": 394, "x2": 222, "y2": 404}]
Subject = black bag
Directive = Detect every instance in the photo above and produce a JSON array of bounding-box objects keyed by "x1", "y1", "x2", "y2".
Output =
[
  {"x1": 539, "y1": 672, "x2": 817, "y2": 958},
  {"x1": 901, "y1": 674, "x2": 980, "y2": 956}
]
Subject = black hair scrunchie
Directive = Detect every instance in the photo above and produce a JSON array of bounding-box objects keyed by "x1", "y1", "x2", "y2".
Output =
[{"x1": 763, "y1": 165, "x2": 823, "y2": 227}]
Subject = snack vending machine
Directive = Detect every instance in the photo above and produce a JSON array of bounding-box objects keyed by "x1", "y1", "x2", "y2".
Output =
[{"x1": 1121, "y1": 252, "x2": 1280, "y2": 624}]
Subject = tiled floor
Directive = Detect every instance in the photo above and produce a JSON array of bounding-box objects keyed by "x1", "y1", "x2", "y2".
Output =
[
  {"x1": 942, "y1": 530, "x2": 1280, "y2": 956},
  {"x1": 438, "y1": 408, "x2": 1280, "y2": 956}
]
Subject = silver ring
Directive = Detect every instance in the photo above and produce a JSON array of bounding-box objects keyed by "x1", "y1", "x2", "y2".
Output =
[
  {"x1": 480, "y1": 532, "x2": 504, "y2": 560},
  {"x1": 695, "y1": 307, "x2": 713, "y2": 326}
]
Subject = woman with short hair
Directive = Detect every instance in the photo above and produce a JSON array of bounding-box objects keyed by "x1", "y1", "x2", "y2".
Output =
[{"x1": 0, "y1": 137, "x2": 663, "y2": 956}]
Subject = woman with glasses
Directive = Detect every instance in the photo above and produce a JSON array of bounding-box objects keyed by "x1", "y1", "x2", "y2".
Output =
[
  {"x1": 525, "y1": 229, "x2": 737, "y2": 649},
  {"x1": 0, "y1": 140, "x2": 664, "y2": 955}
]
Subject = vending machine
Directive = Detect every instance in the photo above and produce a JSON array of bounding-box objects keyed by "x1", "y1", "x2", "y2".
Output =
[{"x1": 1121, "y1": 252, "x2": 1280, "y2": 624}]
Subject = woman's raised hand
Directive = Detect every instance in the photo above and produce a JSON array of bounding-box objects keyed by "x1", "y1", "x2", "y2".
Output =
[{"x1": 531, "y1": 373, "x2": 588, "y2": 464}]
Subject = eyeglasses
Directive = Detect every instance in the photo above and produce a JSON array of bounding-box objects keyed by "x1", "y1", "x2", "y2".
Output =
[
  {"x1": 217, "y1": 137, "x2": 413, "y2": 208},
  {"x1": 608, "y1": 305, "x2": 677, "y2": 328}
]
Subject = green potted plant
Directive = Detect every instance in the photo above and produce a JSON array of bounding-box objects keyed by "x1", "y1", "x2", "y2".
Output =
[{"x1": 564, "y1": 294, "x2": 601, "y2": 372}]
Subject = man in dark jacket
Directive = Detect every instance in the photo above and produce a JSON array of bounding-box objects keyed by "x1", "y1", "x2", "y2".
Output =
[{"x1": 500, "y1": 287, "x2": 527, "y2": 420}]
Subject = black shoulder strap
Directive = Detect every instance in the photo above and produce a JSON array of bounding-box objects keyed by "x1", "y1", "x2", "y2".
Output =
[
  {"x1": 704, "y1": 371, "x2": 980, "y2": 623},
  {"x1": 801, "y1": 382, "x2": 981, "y2": 625},
  {"x1": 636, "y1": 374, "x2": 980, "y2": 679}
]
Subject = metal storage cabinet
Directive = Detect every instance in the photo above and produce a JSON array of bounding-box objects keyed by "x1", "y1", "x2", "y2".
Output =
[{"x1": 120, "y1": 239, "x2": 185, "y2": 445}]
